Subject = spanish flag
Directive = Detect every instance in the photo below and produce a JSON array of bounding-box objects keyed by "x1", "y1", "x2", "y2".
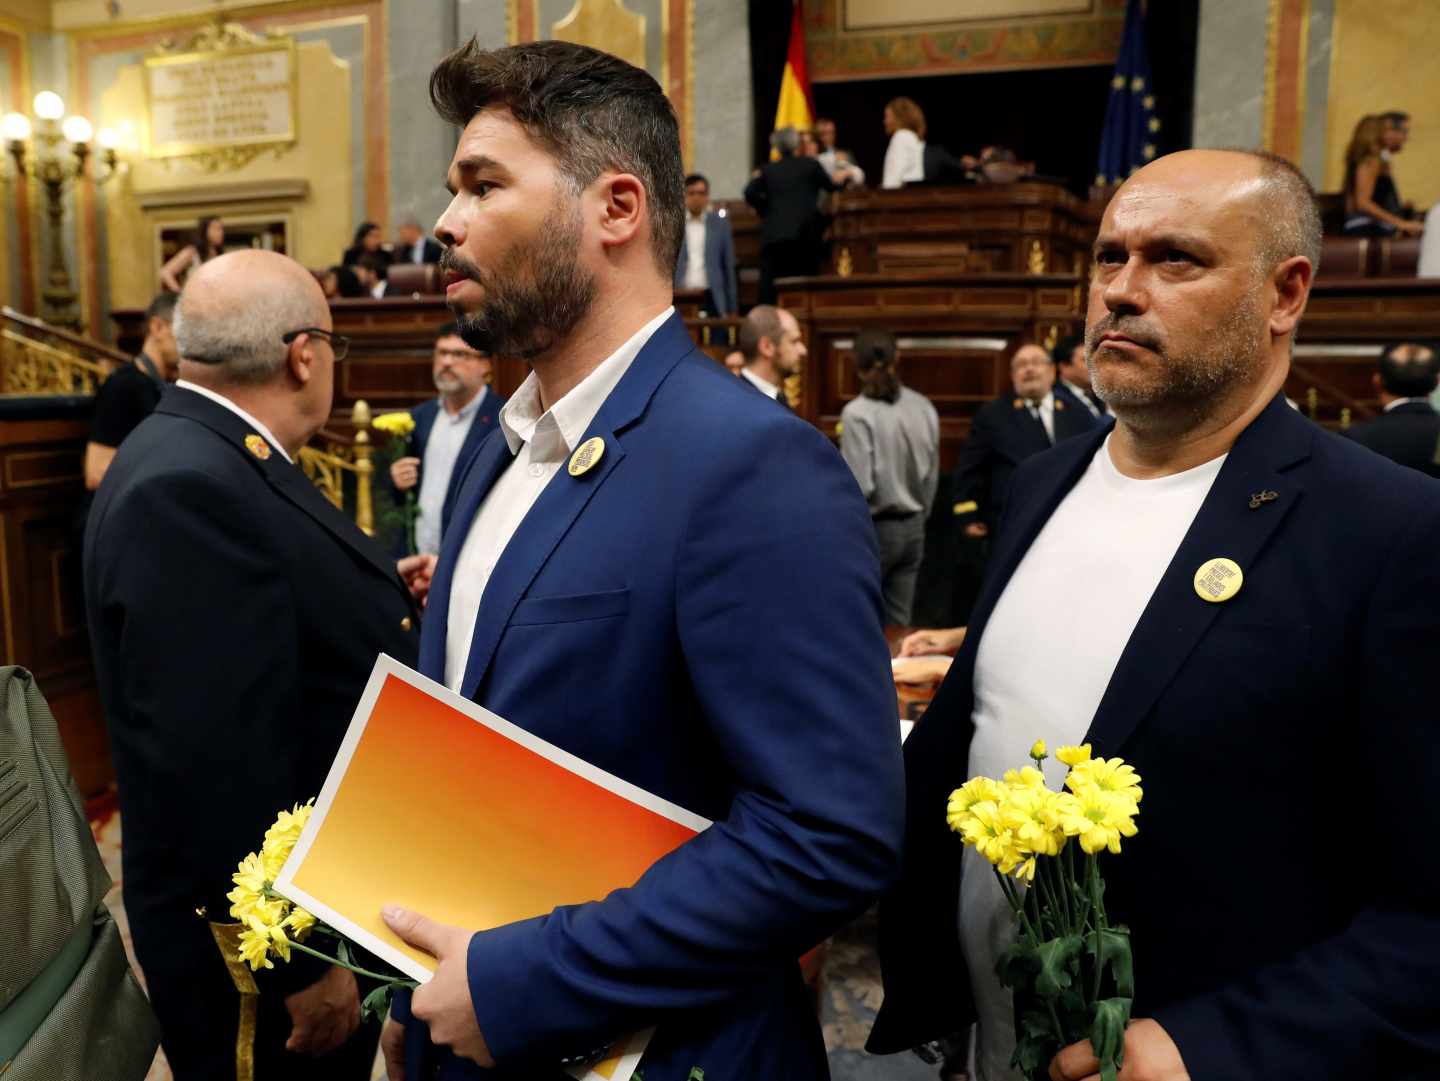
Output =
[{"x1": 773, "y1": 1, "x2": 813, "y2": 137}]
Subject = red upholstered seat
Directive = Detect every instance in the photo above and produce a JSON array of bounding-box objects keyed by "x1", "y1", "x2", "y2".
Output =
[{"x1": 386, "y1": 262, "x2": 444, "y2": 296}]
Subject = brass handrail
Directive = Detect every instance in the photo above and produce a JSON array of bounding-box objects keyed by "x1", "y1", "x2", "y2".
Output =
[
  {"x1": 297, "y1": 400, "x2": 376, "y2": 536},
  {"x1": 0, "y1": 327, "x2": 109, "y2": 396}
]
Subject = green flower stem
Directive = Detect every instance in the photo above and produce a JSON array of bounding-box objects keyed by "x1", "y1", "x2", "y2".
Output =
[
  {"x1": 1036, "y1": 860, "x2": 1063, "y2": 936},
  {"x1": 994, "y1": 869, "x2": 1040, "y2": 947},
  {"x1": 288, "y1": 939, "x2": 416, "y2": 988},
  {"x1": 1089, "y1": 854, "x2": 1103, "y2": 1004}
]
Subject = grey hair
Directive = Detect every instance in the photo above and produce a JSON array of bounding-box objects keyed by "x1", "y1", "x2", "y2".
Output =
[
  {"x1": 1222, "y1": 148, "x2": 1323, "y2": 277},
  {"x1": 173, "y1": 282, "x2": 324, "y2": 385},
  {"x1": 770, "y1": 127, "x2": 799, "y2": 156}
]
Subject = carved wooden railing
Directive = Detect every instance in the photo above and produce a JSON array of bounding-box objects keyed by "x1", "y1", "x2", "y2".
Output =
[
  {"x1": 297, "y1": 400, "x2": 377, "y2": 536},
  {"x1": 1, "y1": 306, "x2": 127, "y2": 396}
]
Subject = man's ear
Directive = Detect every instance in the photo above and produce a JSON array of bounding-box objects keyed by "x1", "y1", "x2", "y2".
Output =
[
  {"x1": 758, "y1": 334, "x2": 777, "y2": 360},
  {"x1": 1269, "y1": 255, "x2": 1313, "y2": 339},
  {"x1": 287, "y1": 336, "x2": 314, "y2": 386},
  {"x1": 594, "y1": 172, "x2": 646, "y2": 253}
]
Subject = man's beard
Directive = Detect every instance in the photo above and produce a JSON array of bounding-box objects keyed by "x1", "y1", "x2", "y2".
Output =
[
  {"x1": 433, "y1": 370, "x2": 464, "y2": 395},
  {"x1": 441, "y1": 197, "x2": 596, "y2": 359},
  {"x1": 1084, "y1": 283, "x2": 1268, "y2": 416}
]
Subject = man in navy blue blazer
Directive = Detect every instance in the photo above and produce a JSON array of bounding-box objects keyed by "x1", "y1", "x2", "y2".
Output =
[
  {"x1": 377, "y1": 39, "x2": 903, "y2": 1081},
  {"x1": 673, "y1": 173, "x2": 738, "y2": 315},
  {"x1": 389, "y1": 323, "x2": 503, "y2": 553},
  {"x1": 869, "y1": 149, "x2": 1440, "y2": 1080}
]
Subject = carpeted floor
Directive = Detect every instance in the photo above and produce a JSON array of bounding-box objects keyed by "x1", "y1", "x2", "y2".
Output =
[{"x1": 92, "y1": 801, "x2": 945, "y2": 1081}]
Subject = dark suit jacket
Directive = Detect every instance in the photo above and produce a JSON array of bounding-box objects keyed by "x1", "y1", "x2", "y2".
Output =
[
  {"x1": 406, "y1": 313, "x2": 903, "y2": 1079},
  {"x1": 743, "y1": 155, "x2": 839, "y2": 246},
  {"x1": 951, "y1": 383, "x2": 1100, "y2": 529},
  {"x1": 396, "y1": 237, "x2": 442, "y2": 264},
  {"x1": 1342, "y1": 399, "x2": 1440, "y2": 479},
  {"x1": 398, "y1": 389, "x2": 504, "y2": 544},
  {"x1": 673, "y1": 210, "x2": 739, "y2": 314},
  {"x1": 870, "y1": 394, "x2": 1440, "y2": 1079},
  {"x1": 84, "y1": 387, "x2": 420, "y2": 1073}
]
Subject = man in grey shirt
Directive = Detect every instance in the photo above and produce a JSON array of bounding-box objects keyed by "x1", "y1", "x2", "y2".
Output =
[{"x1": 839, "y1": 329, "x2": 940, "y2": 624}]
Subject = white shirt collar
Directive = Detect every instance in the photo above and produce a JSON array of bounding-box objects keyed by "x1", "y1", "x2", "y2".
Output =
[
  {"x1": 1383, "y1": 397, "x2": 1429, "y2": 412},
  {"x1": 498, "y1": 306, "x2": 674, "y2": 456},
  {"x1": 175, "y1": 379, "x2": 294, "y2": 463},
  {"x1": 741, "y1": 367, "x2": 779, "y2": 399}
]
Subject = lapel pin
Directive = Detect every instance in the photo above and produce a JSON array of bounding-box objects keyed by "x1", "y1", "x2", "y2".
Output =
[
  {"x1": 1194, "y1": 557, "x2": 1243, "y2": 603},
  {"x1": 1055, "y1": 398, "x2": 1066, "y2": 411},
  {"x1": 244, "y1": 434, "x2": 272, "y2": 461},
  {"x1": 1013, "y1": 398, "x2": 1025, "y2": 409},
  {"x1": 1248, "y1": 490, "x2": 1279, "y2": 510},
  {"x1": 568, "y1": 436, "x2": 605, "y2": 477}
]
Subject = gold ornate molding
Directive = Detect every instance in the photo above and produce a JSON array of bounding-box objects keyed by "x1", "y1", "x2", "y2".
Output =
[{"x1": 551, "y1": 0, "x2": 646, "y2": 68}]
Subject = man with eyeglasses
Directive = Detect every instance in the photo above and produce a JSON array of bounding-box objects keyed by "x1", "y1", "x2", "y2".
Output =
[
  {"x1": 389, "y1": 324, "x2": 504, "y2": 555},
  {"x1": 84, "y1": 249, "x2": 431, "y2": 1081}
]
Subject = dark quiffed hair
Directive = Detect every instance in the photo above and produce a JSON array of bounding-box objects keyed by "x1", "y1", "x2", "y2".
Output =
[
  {"x1": 854, "y1": 328, "x2": 900, "y2": 403},
  {"x1": 1378, "y1": 342, "x2": 1439, "y2": 398},
  {"x1": 684, "y1": 173, "x2": 709, "y2": 190},
  {"x1": 145, "y1": 291, "x2": 179, "y2": 324},
  {"x1": 1052, "y1": 334, "x2": 1086, "y2": 369},
  {"x1": 738, "y1": 305, "x2": 785, "y2": 362},
  {"x1": 429, "y1": 38, "x2": 685, "y2": 277}
]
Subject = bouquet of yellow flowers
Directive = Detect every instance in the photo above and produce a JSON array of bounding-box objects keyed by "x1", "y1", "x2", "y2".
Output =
[
  {"x1": 947, "y1": 741, "x2": 1142, "y2": 1081},
  {"x1": 372, "y1": 411, "x2": 419, "y2": 556},
  {"x1": 227, "y1": 801, "x2": 416, "y2": 1022}
]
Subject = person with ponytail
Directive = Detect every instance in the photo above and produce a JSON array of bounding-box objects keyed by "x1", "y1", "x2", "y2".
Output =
[{"x1": 839, "y1": 329, "x2": 940, "y2": 624}]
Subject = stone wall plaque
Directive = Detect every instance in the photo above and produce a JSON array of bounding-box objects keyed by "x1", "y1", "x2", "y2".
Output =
[{"x1": 144, "y1": 39, "x2": 297, "y2": 161}]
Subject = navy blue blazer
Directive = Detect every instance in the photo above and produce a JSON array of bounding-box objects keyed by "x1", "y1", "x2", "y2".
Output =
[
  {"x1": 672, "y1": 210, "x2": 739, "y2": 315},
  {"x1": 407, "y1": 312, "x2": 904, "y2": 1078},
  {"x1": 400, "y1": 389, "x2": 503, "y2": 543},
  {"x1": 951, "y1": 383, "x2": 1100, "y2": 528},
  {"x1": 869, "y1": 393, "x2": 1440, "y2": 1078},
  {"x1": 1342, "y1": 399, "x2": 1440, "y2": 480}
]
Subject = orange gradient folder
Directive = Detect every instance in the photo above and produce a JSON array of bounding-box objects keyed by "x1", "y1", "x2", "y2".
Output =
[{"x1": 273, "y1": 654, "x2": 711, "y2": 1081}]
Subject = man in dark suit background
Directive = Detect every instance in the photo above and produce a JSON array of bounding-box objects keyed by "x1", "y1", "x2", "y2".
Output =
[
  {"x1": 1053, "y1": 331, "x2": 1109, "y2": 419},
  {"x1": 952, "y1": 343, "x2": 1099, "y2": 541},
  {"x1": 394, "y1": 218, "x2": 443, "y2": 264},
  {"x1": 672, "y1": 173, "x2": 738, "y2": 315},
  {"x1": 85, "y1": 250, "x2": 428, "y2": 1080},
  {"x1": 735, "y1": 303, "x2": 806, "y2": 408},
  {"x1": 870, "y1": 149, "x2": 1440, "y2": 1080},
  {"x1": 1343, "y1": 340, "x2": 1440, "y2": 478},
  {"x1": 744, "y1": 126, "x2": 840, "y2": 303},
  {"x1": 389, "y1": 323, "x2": 504, "y2": 554}
]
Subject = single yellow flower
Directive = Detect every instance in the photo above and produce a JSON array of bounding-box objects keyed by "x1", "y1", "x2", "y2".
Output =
[
  {"x1": 1066, "y1": 757, "x2": 1143, "y2": 814},
  {"x1": 1012, "y1": 856, "x2": 1037, "y2": 882},
  {"x1": 284, "y1": 906, "x2": 317, "y2": 940},
  {"x1": 237, "y1": 925, "x2": 275, "y2": 971},
  {"x1": 1000, "y1": 783, "x2": 1065, "y2": 857},
  {"x1": 372, "y1": 412, "x2": 416, "y2": 437},
  {"x1": 228, "y1": 852, "x2": 270, "y2": 921},
  {"x1": 1029, "y1": 739, "x2": 1047, "y2": 761},
  {"x1": 1001, "y1": 765, "x2": 1048, "y2": 791},
  {"x1": 947, "y1": 777, "x2": 1004, "y2": 833},
  {"x1": 261, "y1": 801, "x2": 314, "y2": 878},
  {"x1": 1056, "y1": 744, "x2": 1092, "y2": 767},
  {"x1": 958, "y1": 800, "x2": 1016, "y2": 868},
  {"x1": 1055, "y1": 784, "x2": 1138, "y2": 855}
]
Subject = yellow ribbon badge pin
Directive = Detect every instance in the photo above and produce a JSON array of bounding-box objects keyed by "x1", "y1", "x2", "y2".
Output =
[
  {"x1": 244, "y1": 434, "x2": 272, "y2": 461},
  {"x1": 1193, "y1": 557, "x2": 1243, "y2": 603},
  {"x1": 568, "y1": 436, "x2": 605, "y2": 477}
]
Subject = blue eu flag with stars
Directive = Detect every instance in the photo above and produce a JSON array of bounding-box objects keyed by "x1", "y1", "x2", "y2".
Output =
[{"x1": 1096, "y1": 0, "x2": 1159, "y2": 186}]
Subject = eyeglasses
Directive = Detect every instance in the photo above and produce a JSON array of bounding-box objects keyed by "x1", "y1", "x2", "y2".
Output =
[
  {"x1": 434, "y1": 346, "x2": 487, "y2": 362},
  {"x1": 281, "y1": 327, "x2": 350, "y2": 361}
]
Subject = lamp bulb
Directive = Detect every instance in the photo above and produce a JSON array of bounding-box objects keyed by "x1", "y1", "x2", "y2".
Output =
[
  {"x1": 1, "y1": 112, "x2": 31, "y2": 142},
  {"x1": 62, "y1": 115, "x2": 94, "y2": 145},
  {"x1": 33, "y1": 91, "x2": 65, "y2": 120}
]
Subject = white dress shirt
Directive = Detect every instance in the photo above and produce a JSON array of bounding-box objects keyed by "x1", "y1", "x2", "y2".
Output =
[
  {"x1": 818, "y1": 147, "x2": 865, "y2": 187},
  {"x1": 175, "y1": 379, "x2": 293, "y2": 463},
  {"x1": 740, "y1": 367, "x2": 782, "y2": 401},
  {"x1": 443, "y1": 306, "x2": 674, "y2": 690},
  {"x1": 415, "y1": 387, "x2": 488, "y2": 555},
  {"x1": 1384, "y1": 396, "x2": 1430, "y2": 412},
  {"x1": 683, "y1": 212, "x2": 709, "y2": 291},
  {"x1": 1026, "y1": 390, "x2": 1056, "y2": 443},
  {"x1": 882, "y1": 128, "x2": 925, "y2": 189}
]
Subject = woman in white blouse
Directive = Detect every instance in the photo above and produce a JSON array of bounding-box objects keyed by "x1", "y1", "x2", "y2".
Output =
[{"x1": 881, "y1": 97, "x2": 926, "y2": 189}]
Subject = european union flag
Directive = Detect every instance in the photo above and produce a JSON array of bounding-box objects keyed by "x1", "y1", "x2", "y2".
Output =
[{"x1": 1095, "y1": 0, "x2": 1160, "y2": 186}]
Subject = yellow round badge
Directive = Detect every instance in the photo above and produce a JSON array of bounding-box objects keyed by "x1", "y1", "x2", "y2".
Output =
[
  {"x1": 1193, "y1": 557, "x2": 1243, "y2": 603},
  {"x1": 244, "y1": 434, "x2": 272, "y2": 461},
  {"x1": 567, "y1": 436, "x2": 605, "y2": 477}
]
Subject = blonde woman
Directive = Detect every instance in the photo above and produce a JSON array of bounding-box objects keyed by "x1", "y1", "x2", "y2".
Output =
[
  {"x1": 881, "y1": 96, "x2": 926, "y2": 189},
  {"x1": 1343, "y1": 112, "x2": 1423, "y2": 237}
]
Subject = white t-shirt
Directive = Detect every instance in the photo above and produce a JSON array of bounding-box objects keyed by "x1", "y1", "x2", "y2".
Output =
[{"x1": 960, "y1": 434, "x2": 1226, "y2": 1081}]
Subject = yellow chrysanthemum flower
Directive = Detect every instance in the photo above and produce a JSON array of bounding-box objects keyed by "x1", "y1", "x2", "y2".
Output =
[
  {"x1": 1029, "y1": 739, "x2": 1047, "y2": 761},
  {"x1": 947, "y1": 777, "x2": 1004, "y2": 833},
  {"x1": 1056, "y1": 744, "x2": 1092, "y2": 767},
  {"x1": 237, "y1": 925, "x2": 275, "y2": 971},
  {"x1": 1055, "y1": 784, "x2": 1139, "y2": 855},
  {"x1": 1012, "y1": 856, "x2": 1037, "y2": 882},
  {"x1": 1000, "y1": 783, "x2": 1065, "y2": 857},
  {"x1": 261, "y1": 801, "x2": 314, "y2": 878},
  {"x1": 1001, "y1": 765, "x2": 1048, "y2": 791},
  {"x1": 958, "y1": 799, "x2": 1017, "y2": 868},
  {"x1": 372, "y1": 412, "x2": 417, "y2": 436},
  {"x1": 1066, "y1": 757, "x2": 1143, "y2": 814},
  {"x1": 284, "y1": 906, "x2": 317, "y2": 940}
]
